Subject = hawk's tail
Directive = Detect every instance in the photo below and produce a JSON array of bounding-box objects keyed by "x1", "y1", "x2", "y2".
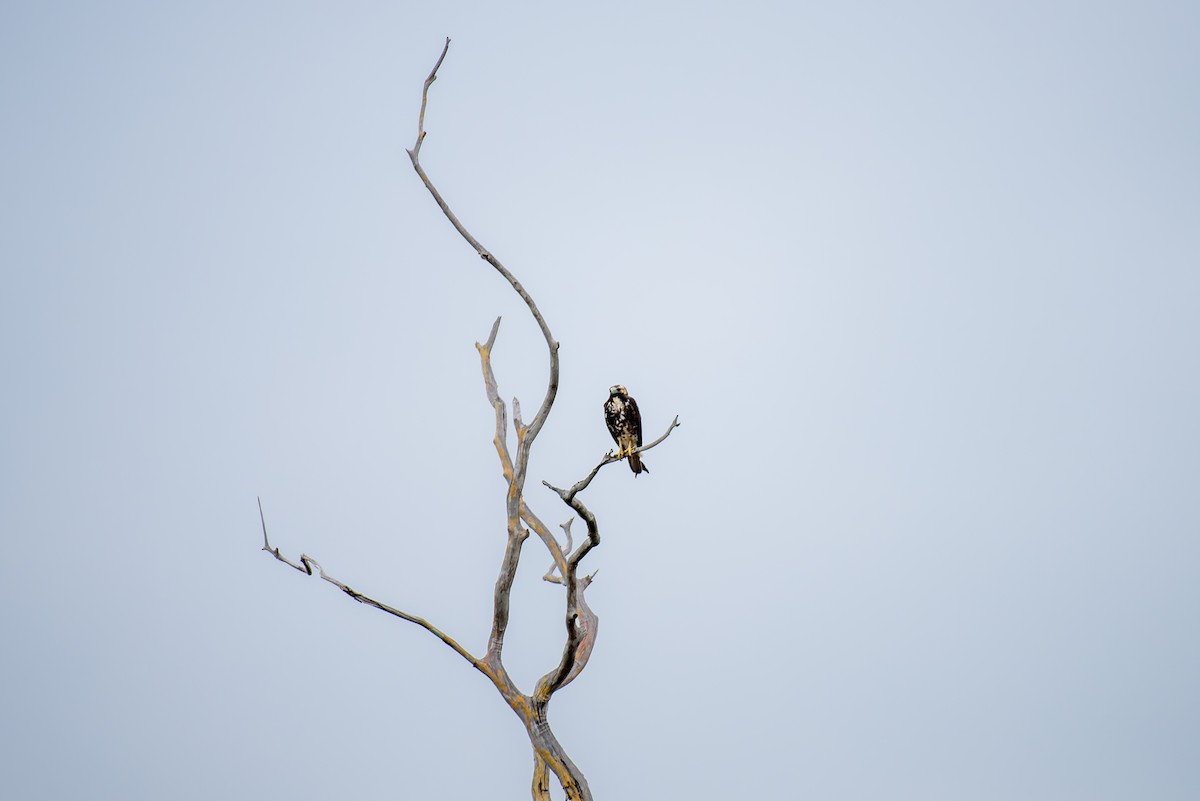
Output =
[{"x1": 629, "y1": 451, "x2": 648, "y2": 476}]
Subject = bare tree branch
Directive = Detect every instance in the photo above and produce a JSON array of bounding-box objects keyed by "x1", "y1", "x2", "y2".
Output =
[
  {"x1": 475, "y1": 319, "x2": 538, "y2": 664},
  {"x1": 258, "y1": 498, "x2": 481, "y2": 670},
  {"x1": 476, "y1": 317, "x2": 513, "y2": 481},
  {"x1": 636, "y1": 414, "x2": 684, "y2": 453},
  {"x1": 542, "y1": 519, "x2": 574, "y2": 585},
  {"x1": 533, "y1": 565, "x2": 599, "y2": 701},
  {"x1": 406, "y1": 40, "x2": 560, "y2": 478},
  {"x1": 544, "y1": 415, "x2": 682, "y2": 501},
  {"x1": 534, "y1": 518, "x2": 597, "y2": 694},
  {"x1": 409, "y1": 36, "x2": 449, "y2": 162},
  {"x1": 513, "y1": 397, "x2": 526, "y2": 437}
]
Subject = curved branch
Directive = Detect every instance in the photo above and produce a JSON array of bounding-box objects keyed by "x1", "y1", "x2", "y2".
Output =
[
  {"x1": 410, "y1": 41, "x2": 563, "y2": 669},
  {"x1": 406, "y1": 39, "x2": 559, "y2": 476},
  {"x1": 258, "y1": 499, "x2": 481, "y2": 670},
  {"x1": 533, "y1": 571, "x2": 598, "y2": 701},
  {"x1": 533, "y1": 519, "x2": 597, "y2": 699}
]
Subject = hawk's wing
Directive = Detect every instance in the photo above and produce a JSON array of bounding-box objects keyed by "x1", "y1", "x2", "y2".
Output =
[{"x1": 625, "y1": 395, "x2": 644, "y2": 447}]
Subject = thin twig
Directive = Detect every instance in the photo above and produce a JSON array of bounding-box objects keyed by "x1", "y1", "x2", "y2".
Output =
[
  {"x1": 636, "y1": 414, "x2": 683, "y2": 454},
  {"x1": 259, "y1": 496, "x2": 312, "y2": 574},
  {"x1": 409, "y1": 37, "x2": 450, "y2": 160}
]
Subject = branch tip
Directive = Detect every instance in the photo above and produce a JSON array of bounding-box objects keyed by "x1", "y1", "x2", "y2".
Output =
[{"x1": 479, "y1": 316, "x2": 502, "y2": 350}]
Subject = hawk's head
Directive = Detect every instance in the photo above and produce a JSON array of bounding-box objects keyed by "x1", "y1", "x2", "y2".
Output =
[{"x1": 609, "y1": 384, "x2": 628, "y2": 397}]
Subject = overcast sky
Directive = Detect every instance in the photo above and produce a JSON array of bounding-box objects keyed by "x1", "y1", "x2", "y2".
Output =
[{"x1": 2, "y1": 2, "x2": 1198, "y2": 799}]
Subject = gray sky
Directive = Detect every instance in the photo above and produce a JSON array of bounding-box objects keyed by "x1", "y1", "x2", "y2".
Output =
[{"x1": 2, "y1": 2, "x2": 1198, "y2": 799}]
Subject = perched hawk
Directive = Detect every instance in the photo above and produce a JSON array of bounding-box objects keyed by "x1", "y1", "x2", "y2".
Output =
[{"x1": 604, "y1": 385, "x2": 648, "y2": 476}]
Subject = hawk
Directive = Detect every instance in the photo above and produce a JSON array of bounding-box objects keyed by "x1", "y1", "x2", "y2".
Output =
[{"x1": 604, "y1": 385, "x2": 648, "y2": 476}]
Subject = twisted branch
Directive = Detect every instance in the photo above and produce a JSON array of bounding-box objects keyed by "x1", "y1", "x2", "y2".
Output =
[{"x1": 531, "y1": 416, "x2": 681, "y2": 696}]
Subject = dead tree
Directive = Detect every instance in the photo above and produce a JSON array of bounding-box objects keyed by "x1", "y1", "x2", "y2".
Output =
[{"x1": 260, "y1": 39, "x2": 680, "y2": 800}]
